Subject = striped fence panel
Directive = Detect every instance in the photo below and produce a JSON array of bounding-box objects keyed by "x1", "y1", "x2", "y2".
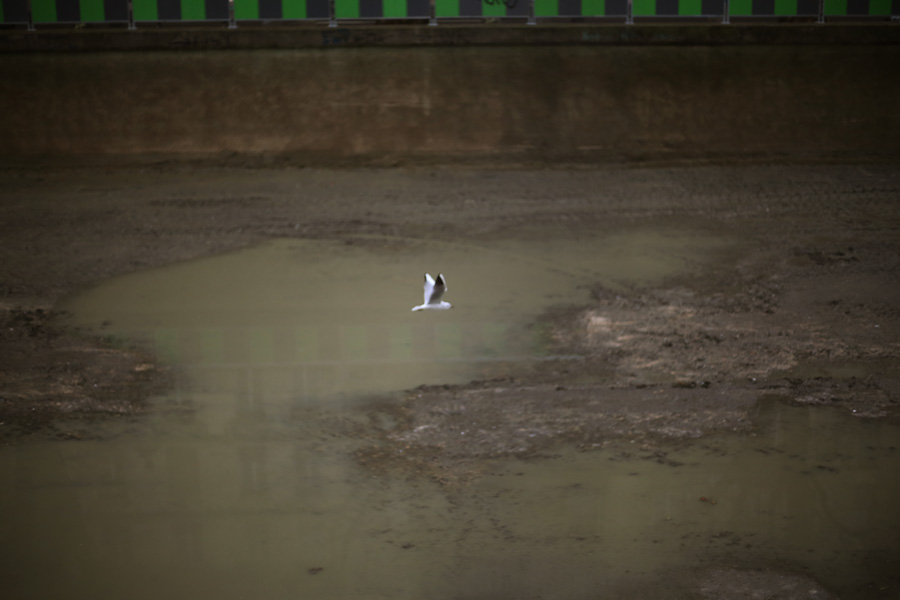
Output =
[
  {"x1": 632, "y1": 0, "x2": 726, "y2": 15},
  {"x1": 234, "y1": 0, "x2": 330, "y2": 19},
  {"x1": 729, "y1": 0, "x2": 820, "y2": 15},
  {"x1": 822, "y1": 0, "x2": 897, "y2": 15},
  {"x1": 435, "y1": 0, "x2": 531, "y2": 18},
  {"x1": 3, "y1": 0, "x2": 898, "y2": 29},
  {"x1": 533, "y1": 0, "x2": 627, "y2": 16},
  {"x1": 28, "y1": 0, "x2": 128, "y2": 22},
  {"x1": 727, "y1": 0, "x2": 896, "y2": 15},
  {"x1": 335, "y1": 0, "x2": 430, "y2": 18},
  {"x1": 132, "y1": 0, "x2": 229, "y2": 21}
]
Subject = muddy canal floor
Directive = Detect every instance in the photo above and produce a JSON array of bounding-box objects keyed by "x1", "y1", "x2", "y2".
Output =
[
  {"x1": 3, "y1": 163, "x2": 898, "y2": 438},
  {"x1": 1, "y1": 163, "x2": 899, "y2": 596}
]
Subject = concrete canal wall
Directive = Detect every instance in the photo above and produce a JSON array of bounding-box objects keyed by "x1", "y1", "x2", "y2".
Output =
[{"x1": 1, "y1": 25, "x2": 898, "y2": 165}]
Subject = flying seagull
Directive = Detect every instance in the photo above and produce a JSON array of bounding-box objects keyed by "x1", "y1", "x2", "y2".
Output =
[{"x1": 412, "y1": 273, "x2": 452, "y2": 311}]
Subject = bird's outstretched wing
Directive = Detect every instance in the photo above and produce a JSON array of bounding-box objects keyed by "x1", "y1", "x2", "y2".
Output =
[
  {"x1": 423, "y1": 273, "x2": 435, "y2": 306},
  {"x1": 427, "y1": 273, "x2": 447, "y2": 305}
]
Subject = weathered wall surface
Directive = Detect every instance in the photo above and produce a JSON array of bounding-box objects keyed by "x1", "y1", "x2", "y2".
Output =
[{"x1": 1, "y1": 29, "x2": 898, "y2": 164}]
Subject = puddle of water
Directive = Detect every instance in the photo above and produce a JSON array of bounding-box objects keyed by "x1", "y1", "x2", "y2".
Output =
[
  {"x1": 458, "y1": 399, "x2": 900, "y2": 597},
  {"x1": 3, "y1": 230, "x2": 897, "y2": 598},
  {"x1": 61, "y1": 232, "x2": 725, "y2": 404}
]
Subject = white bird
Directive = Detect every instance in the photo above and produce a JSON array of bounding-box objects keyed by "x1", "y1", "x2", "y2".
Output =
[{"x1": 411, "y1": 273, "x2": 452, "y2": 311}]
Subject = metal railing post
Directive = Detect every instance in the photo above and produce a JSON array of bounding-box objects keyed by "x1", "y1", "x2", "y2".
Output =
[
  {"x1": 626, "y1": 0, "x2": 633, "y2": 24},
  {"x1": 528, "y1": 0, "x2": 535, "y2": 24},
  {"x1": 722, "y1": 0, "x2": 729, "y2": 23},
  {"x1": 429, "y1": 0, "x2": 437, "y2": 25}
]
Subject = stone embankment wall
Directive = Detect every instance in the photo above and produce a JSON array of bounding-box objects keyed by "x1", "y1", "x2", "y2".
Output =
[{"x1": 1, "y1": 25, "x2": 898, "y2": 164}]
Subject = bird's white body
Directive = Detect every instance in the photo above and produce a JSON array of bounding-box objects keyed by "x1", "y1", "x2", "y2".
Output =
[{"x1": 412, "y1": 273, "x2": 452, "y2": 311}]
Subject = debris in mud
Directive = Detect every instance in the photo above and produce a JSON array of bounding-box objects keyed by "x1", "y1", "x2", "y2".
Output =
[
  {"x1": 355, "y1": 257, "x2": 900, "y2": 480},
  {"x1": 3, "y1": 166, "x2": 899, "y2": 478},
  {"x1": 778, "y1": 374, "x2": 898, "y2": 420},
  {"x1": 0, "y1": 307, "x2": 170, "y2": 440},
  {"x1": 355, "y1": 380, "x2": 757, "y2": 483},
  {"x1": 695, "y1": 567, "x2": 836, "y2": 600},
  {"x1": 547, "y1": 275, "x2": 900, "y2": 423}
]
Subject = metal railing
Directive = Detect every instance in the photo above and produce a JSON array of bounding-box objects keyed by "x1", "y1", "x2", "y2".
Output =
[{"x1": 2, "y1": 0, "x2": 897, "y2": 30}]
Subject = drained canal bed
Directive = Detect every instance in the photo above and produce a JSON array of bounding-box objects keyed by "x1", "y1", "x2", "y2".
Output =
[{"x1": 2, "y1": 224, "x2": 900, "y2": 599}]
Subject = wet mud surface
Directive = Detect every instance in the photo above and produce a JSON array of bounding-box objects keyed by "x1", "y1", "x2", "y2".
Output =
[
  {"x1": 356, "y1": 237, "x2": 900, "y2": 484},
  {"x1": 2, "y1": 164, "x2": 899, "y2": 444},
  {"x1": 2, "y1": 163, "x2": 900, "y2": 598},
  {"x1": 0, "y1": 306, "x2": 169, "y2": 438}
]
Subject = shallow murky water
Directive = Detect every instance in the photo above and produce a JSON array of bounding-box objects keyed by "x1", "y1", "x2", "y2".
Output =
[
  {"x1": 467, "y1": 400, "x2": 900, "y2": 597},
  {"x1": 61, "y1": 231, "x2": 726, "y2": 402},
  {"x1": 2, "y1": 232, "x2": 898, "y2": 599}
]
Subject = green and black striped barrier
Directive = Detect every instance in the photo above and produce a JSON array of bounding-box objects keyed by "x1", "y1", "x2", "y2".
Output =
[
  {"x1": 0, "y1": 0, "x2": 230, "y2": 23},
  {"x1": 132, "y1": 0, "x2": 229, "y2": 21},
  {"x1": 335, "y1": 0, "x2": 430, "y2": 18},
  {"x1": 728, "y1": 0, "x2": 895, "y2": 16},
  {"x1": 633, "y1": 0, "x2": 724, "y2": 16},
  {"x1": 233, "y1": 0, "x2": 329, "y2": 19},
  {"x1": 821, "y1": 0, "x2": 896, "y2": 15},
  {"x1": 233, "y1": 0, "x2": 431, "y2": 20},
  {"x1": 436, "y1": 0, "x2": 530, "y2": 17},
  {"x1": 5, "y1": 0, "x2": 130, "y2": 23},
  {"x1": 729, "y1": 0, "x2": 818, "y2": 16},
  {"x1": 2, "y1": 0, "x2": 897, "y2": 28},
  {"x1": 533, "y1": 0, "x2": 626, "y2": 17}
]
